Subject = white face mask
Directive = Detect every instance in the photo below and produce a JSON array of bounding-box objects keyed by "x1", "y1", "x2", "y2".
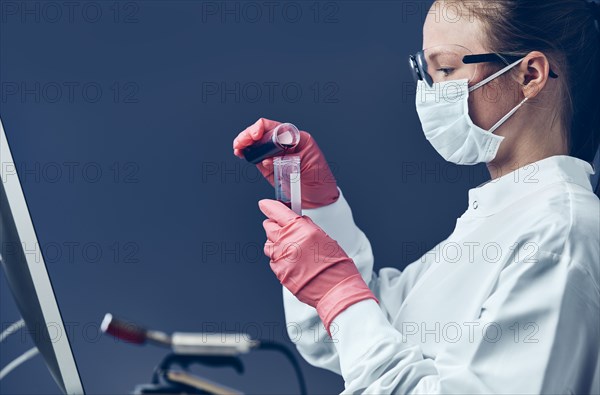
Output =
[{"x1": 415, "y1": 58, "x2": 529, "y2": 165}]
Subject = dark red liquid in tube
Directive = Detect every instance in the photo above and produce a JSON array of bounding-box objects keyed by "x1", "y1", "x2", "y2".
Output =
[{"x1": 243, "y1": 123, "x2": 300, "y2": 164}]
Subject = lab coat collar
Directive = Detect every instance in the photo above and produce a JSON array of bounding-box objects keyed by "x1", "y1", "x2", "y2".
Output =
[{"x1": 465, "y1": 155, "x2": 595, "y2": 217}]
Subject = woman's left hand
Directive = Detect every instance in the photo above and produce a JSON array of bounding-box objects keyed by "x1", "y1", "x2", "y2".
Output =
[{"x1": 258, "y1": 199, "x2": 378, "y2": 334}]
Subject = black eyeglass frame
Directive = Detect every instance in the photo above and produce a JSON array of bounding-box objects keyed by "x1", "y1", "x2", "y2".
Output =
[{"x1": 409, "y1": 51, "x2": 559, "y2": 86}]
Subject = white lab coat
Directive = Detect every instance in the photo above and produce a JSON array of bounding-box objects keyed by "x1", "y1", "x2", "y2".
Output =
[{"x1": 283, "y1": 155, "x2": 600, "y2": 394}]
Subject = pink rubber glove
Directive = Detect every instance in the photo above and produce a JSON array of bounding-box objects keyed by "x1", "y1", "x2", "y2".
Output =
[
  {"x1": 258, "y1": 199, "x2": 379, "y2": 335},
  {"x1": 233, "y1": 118, "x2": 340, "y2": 209}
]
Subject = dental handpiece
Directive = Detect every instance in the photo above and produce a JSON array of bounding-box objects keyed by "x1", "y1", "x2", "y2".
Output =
[{"x1": 100, "y1": 313, "x2": 258, "y2": 356}]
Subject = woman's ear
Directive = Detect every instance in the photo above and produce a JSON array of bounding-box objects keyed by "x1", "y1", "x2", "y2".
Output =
[{"x1": 518, "y1": 51, "x2": 551, "y2": 99}]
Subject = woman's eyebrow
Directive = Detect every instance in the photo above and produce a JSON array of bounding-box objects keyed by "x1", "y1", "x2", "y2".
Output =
[{"x1": 426, "y1": 49, "x2": 456, "y2": 61}]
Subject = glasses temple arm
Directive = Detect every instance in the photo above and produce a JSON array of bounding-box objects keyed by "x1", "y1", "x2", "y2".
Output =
[{"x1": 462, "y1": 53, "x2": 558, "y2": 78}]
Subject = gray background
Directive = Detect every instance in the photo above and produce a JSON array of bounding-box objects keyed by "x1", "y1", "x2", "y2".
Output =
[{"x1": 0, "y1": 1, "x2": 491, "y2": 393}]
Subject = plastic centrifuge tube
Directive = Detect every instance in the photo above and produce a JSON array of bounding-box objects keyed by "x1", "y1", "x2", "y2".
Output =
[
  {"x1": 242, "y1": 123, "x2": 300, "y2": 164},
  {"x1": 273, "y1": 156, "x2": 302, "y2": 216}
]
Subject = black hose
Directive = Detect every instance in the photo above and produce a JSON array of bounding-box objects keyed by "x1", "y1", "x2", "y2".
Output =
[{"x1": 256, "y1": 340, "x2": 307, "y2": 395}]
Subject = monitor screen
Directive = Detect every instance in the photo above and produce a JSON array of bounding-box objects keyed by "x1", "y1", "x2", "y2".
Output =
[{"x1": 1, "y1": 118, "x2": 85, "y2": 394}]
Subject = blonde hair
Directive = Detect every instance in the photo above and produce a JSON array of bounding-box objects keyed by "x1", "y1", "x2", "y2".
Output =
[{"x1": 438, "y1": 0, "x2": 600, "y2": 162}]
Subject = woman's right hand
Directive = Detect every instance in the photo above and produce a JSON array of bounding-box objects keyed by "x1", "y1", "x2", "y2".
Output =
[{"x1": 233, "y1": 118, "x2": 340, "y2": 209}]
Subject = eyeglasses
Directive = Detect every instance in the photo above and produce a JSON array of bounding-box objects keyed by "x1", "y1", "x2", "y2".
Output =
[{"x1": 409, "y1": 44, "x2": 559, "y2": 87}]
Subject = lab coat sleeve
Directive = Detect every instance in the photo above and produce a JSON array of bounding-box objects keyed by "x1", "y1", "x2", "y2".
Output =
[
  {"x1": 281, "y1": 188, "x2": 439, "y2": 376},
  {"x1": 281, "y1": 187, "x2": 375, "y2": 375},
  {"x1": 330, "y1": 250, "x2": 600, "y2": 394}
]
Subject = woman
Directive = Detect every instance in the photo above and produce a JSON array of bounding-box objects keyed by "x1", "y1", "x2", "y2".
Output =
[{"x1": 233, "y1": 0, "x2": 600, "y2": 393}]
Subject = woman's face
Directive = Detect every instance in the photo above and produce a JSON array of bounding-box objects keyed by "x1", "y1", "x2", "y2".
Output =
[{"x1": 422, "y1": 2, "x2": 523, "y2": 153}]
